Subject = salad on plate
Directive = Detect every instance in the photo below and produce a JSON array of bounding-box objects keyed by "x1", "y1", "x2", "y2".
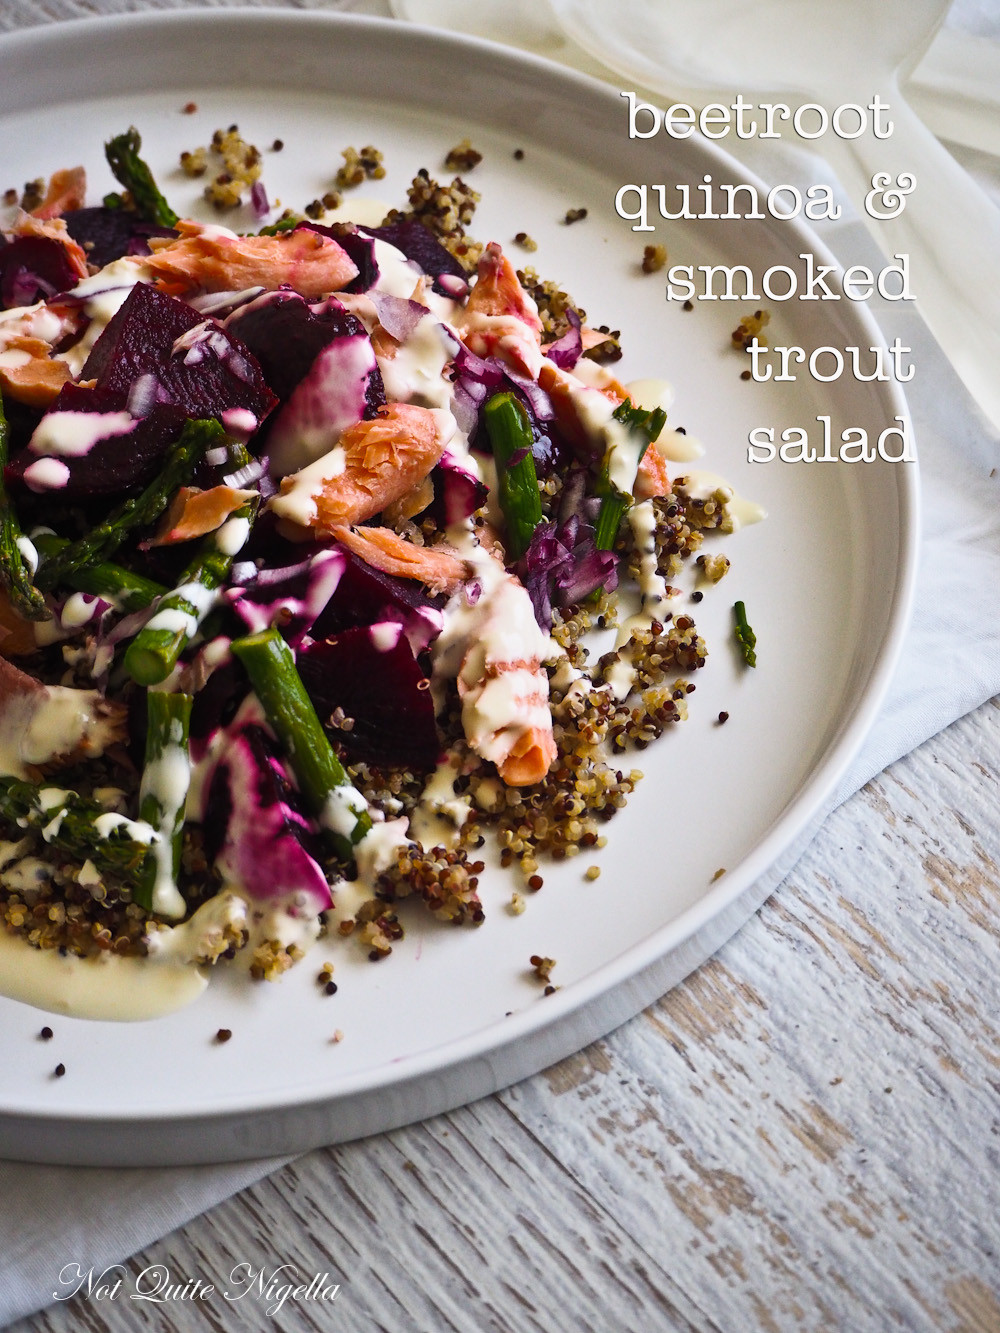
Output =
[{"x1": 0, "y1": 125, "x2": 752, "y2": 1014}]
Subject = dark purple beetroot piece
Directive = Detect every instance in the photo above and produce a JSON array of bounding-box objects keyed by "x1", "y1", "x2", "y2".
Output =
[
  {"x1": 0, "y1": 233, "x2": 81, "y2": 309},
  {"x1": 312, "y1": 542, "x2": 445, "y2": 655},
  {"x1": 62, "y1": 207, "x2": 176, "y2": 269},
  {"x1": 225, "y1": 289, "x2": 383, "y2": 413},
  {"x1": 82, "y1": 281, "x2": 276, "y2": 429},
  {"x1": 360, "y1": 220, "x2": 468, "y2": 296},
  {"x1": 5, "y1": 383, "x2": 189, "y2": 497},
  {"x1": 299, "y1": 223, "x2": 378, "y2": 294},
  {"x1": 298, "y1": 625, "x2": 441, "y2": 771}
]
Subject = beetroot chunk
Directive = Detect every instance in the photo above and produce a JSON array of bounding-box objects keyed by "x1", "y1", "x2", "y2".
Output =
[
  {"x1": 0, "y1": 233, "x2": 81, "y2": 309},
  {"x1": 225, "y1": 290, "x2": 384, "y2": 474},
  {"x1": 361, "y1": 220, "x2": 469, "y2": 296},
  {"x1": 298, "y1": 624, "x2": 441, "y2": 771},
  {"x1": 62, "y1": 207, "x2": 176, "y2": 269},
  {"x1": 81, "y1": 280, "x2": 277, "y2": 431}
]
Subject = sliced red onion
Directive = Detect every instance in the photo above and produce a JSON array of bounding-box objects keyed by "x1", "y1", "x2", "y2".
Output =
[
  {"x1": 543, "y1": 308, "x2": 582, "y2": 370},
  {"x1": 249, "y1": 180, "x2": 269, "y2": 220},
  {"x1": 368, "y1": 292, "x2": 428, "y2": 343}
]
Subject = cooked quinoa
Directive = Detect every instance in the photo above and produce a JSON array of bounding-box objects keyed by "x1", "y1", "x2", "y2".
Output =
[
  {"x1": 731, "y1": 308, "x2": 771, "y2": 351},
  {"x1": 335, "y1": 145, "x2": 386, "y2": 190},
  {"x1": 180, "y1": 124, "x2": 263, "y2": 211},
  {"x1": 642, "y1": 244, "x2": 667, "y2": 274}
]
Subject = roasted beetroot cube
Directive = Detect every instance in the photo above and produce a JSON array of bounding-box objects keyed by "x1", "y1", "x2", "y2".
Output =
[
  {"x1": 298, "y1": 624, "x2": 441, "y2": 771},
  {"x1": 81, "y1": 281, "x2": 276, "y2": 430},
  {"x1": 0, "y1": 233, "x2": 82, "y2": 309}
]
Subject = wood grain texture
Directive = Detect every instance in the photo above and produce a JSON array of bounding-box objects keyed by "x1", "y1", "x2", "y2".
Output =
[{"x1": 11, "y1": 700, "x2": 999, "y2": 1332}]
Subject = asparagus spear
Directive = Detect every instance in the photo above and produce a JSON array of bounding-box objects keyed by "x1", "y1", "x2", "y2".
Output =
[
  {"x1": 31, "y1": 534, "x2": 167, "y2": 613},
  {"x1": 0, "y1": 393, "x2": 49, "y2": 621},
  {"x1": 0, "y1": 777, "x2": 154, "y2": 880},
  {"x1": 231, "y1": 627, "x2": 373, "y2": 862},
  {"x1": 133, "y1": 691, "x2": 193, "y2": 917},
  {"x1": 104, "y1": 126, "x2": 179, "y2": 228},
  {"x1": 734, "y1": 600, "x2": 757, "y2": 667},
  {"x1": 483, "y1": 392, "x2": 542, "y2": 560},
  {"x1": 594, "y1": 399, "x2": 668, "y2": 550},
  {"x1": 35, "y1": 418, "x2": 225, "y2": 593},
  {"x1": 125, "y1": 448, "x2": 259, "y2": 686}
]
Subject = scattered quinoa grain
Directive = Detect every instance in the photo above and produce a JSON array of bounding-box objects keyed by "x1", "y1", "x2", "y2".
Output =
[
  {"x1": 182, "y1": 101, "x2": 198, "y2": 115},
  {"x1": 271, "y1": 139, "x2": 284, "y2": 152},
  {"x1": 683, "y1": 298, "x2": 694, "y2": 311},
  {"x1": 54, "y1": 1063, "x2": 66, "y2": 1077},
  {"x1": 445, "y1": 138, "x2": 482, "y2": 172},
  {"x1": 513, "y1": 148, "x2": 525, "y2": 160},
  {"x1": 642, "y1": 244, "x2": 667, "y2": 273},
  {"x1": 585, "y1": 865, "x2": 601, "y2": 881},
  {"x1": 543, "y1": 985, "x2": 557, "y2": 996},
  {"x1": 514, "y1": 231, "x2": 538, "y2": 252},
  {"x1": 215, "y1": 1028, "x2": 232, "y2": 1043},
  {"x1": 717, "y1": 711, "x2": 730, "y2": 724},
  {"x1": 731, "y1": 308, "x2": 770, "y2": 350},
  {"x1": 509, "y1": 891, "x2": 526, "y2": 915},
  {"x1": 330, "y1": 1029, "x2": 344, "y2": 1043},
  {"x1": 712, "y1": 868, "x2": 727, "y2": 881},
  {"x1": 324, "y1": 980, "x2": 338, "y2": 996},
  {"x1": 529, "y1": 954, "x2": 556, "y2": 984},
  {"x1": 564, "y1": 207, "x2": 588, "y2": 224},
  {"x1": 39, "y1": 1026, "x2": 54, "y2": 1040}
]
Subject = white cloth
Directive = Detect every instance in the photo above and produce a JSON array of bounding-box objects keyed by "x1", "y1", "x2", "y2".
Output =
[{"x1": 2, "y1": 0, "x2": 998, "y2": 1326}]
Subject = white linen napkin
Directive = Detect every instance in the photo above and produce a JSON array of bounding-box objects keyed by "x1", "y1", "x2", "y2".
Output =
[{"x1": 2, "y1": 1, "x2": 998, "y2": 1326}]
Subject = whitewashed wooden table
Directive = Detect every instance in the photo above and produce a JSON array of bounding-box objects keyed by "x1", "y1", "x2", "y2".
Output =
[{"x1": 4, "y1": 2, "x2": 1000, "y2": 1330}]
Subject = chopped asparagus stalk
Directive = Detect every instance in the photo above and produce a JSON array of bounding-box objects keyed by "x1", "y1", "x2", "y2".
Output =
[
  {"x1": 483, "y1": 392, "x2": 542, "y2": 561},
  {"x1": 0, "y1": 393, "x2": 49, "y2": 621},
  {"x1": 104, "y1": 126, "x2": 179, "y2": 228},
  {"x1": 0, "y1": 777, "x2": 154, "y2": 880},
  {"x1": 125, "y1": 448, "x2": 259, "y2": 686},
  {"x1": 35, "y1": 418, "x2": 225, "y2": 592},
  {"x1": 594, "y1": 399, "x2": 668, "y2": 551},
  {"x1": 31, "y1": 534, "x2": 167, "y2": 613},
  {"x1": 734, "y1": 600, "x2": 757, "y2": 667},
  {"x1": 231, "y1": 627, "x2": 373, "y2": 862},
  {"x1": 134, "y1": 691, "x2": 193, "y2": 917}
]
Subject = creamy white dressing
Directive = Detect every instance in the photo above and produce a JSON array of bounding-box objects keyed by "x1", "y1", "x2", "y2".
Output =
[
  {"x1": 676, "y1": 469, "x2": 767, "y2": 529},
  {"x1": 0, "y1": 348, "x2": 31, "y2": 370},
  {"x1": 214, "y1": 514, "x2": 250, "y2": 557},
  {"x1": 268, "y1": 445, "x2": 346, "y2": 527},
  {"x1": 0, "y1": 929, "x2": 208, "y2": 1021},
  {"x1": 138, "y1": 716, "x2": 191, "y2": 920},
  {"x1": 144, "y1": 606, "x2": 199, "y2": 637},
  {"x1": 59, "y1": 592, "x2": 102, "y2": 630},
  {"x1": 29, "y1": 410, "x2": 135, "y2": 459},
  {"x1": 21, "y1": 457, "x2": 69, "y2": 492},
  {"x1": 15, "y1": 536, "x2": 38, "y2": 576},
  {"x1": 431, "y1": 531, "x2": 560, "y2": 770},
  {"x1": 376, "y1": 313, "x2": 457, "y2": 414},
  {"x1": 57, "y1": 257, "x2": 150, "y2": 376},
  {"x1": 0, "y1": 686, "x2": 120, "y2": 781},
  {"x1": 93, "y1": 812, "x2": 156, "y2": 844},
  {"x1": 0, "y1": 300, "x2": 65, "y2": 346},
  {"x1": 410, "y1": 755, "x2": 472, "y2": 850},
  {"x1": 319, "y1": 784, "x2": 370, "y2": 839},
  {"x1": 369, "y1": 621, "x2": 402, "y2": 652}
]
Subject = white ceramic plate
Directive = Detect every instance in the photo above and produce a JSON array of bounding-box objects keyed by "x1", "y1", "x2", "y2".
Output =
[{"x1": 0, "y1": 10, "x2": 916, "y2": 1165}]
